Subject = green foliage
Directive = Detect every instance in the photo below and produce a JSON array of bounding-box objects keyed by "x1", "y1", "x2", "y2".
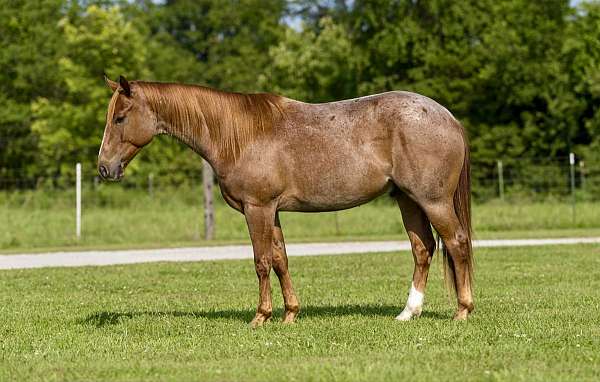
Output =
[
  {"x1": 265, "y1": 17, "x2": 362, "y2": 101},
  {"x1": 0, "y1": 0, "x2": 65, "y2": 179},
  {"x1": 2, "y1": 0, "x2": 600, "y2": 196},
  {"x1": 565, "y1": 2, "x2": 600, "y2": 166},
  {"x1": 146, "y1": 0, "x2": 286, "y2": 91},
  {"x1": 271, "y1": 0, "x2": 600, "y2": 196},
  {"x1": 30, "y1": 5, "x2": 152, "y2": 178}
]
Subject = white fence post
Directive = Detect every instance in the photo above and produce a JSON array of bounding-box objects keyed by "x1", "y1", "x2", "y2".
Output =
[
  {"x1": 570, "y1": 153, "x2": 576, "y2": 224},
  {"x1": 76, "y1": 163, "x2": 82, "y2": 240}
]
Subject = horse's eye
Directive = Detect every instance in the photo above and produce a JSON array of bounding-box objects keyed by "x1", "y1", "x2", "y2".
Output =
[{"x1": 115, "y1": 116, "x2": 126, "y2": 124}]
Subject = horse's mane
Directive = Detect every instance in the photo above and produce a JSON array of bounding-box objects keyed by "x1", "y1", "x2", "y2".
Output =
[{"x1": 136, "y1": 81, "x2": 283, "y2": 161}]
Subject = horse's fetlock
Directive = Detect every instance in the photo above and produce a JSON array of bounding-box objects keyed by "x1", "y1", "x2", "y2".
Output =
[
  {"x1": 257, "y1": 306, "x2": 272, "y2": 318},
  {"x1": 285, "y1": 303, "x2": 300, "y2": 314}
]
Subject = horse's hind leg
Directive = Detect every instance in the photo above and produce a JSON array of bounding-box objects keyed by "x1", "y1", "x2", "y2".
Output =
[
  {"x1": 272, "y1": 213, "x2": 300, "y2": 323},
  {"x1": 421, "y1": 199, "x2": 474, "y2": 320},
  {"x1": 395, "y1": 192, "x2": 436, "y2": 321}
]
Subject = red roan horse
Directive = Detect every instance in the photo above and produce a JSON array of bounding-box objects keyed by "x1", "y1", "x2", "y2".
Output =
[{"x1": 98, "y1": 76, "x2": 474, "y2": 326}]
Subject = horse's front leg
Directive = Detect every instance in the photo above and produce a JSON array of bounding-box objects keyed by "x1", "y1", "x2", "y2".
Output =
[
  {"x1": 244, "y1": 203, "x2": 276, "y2": 328},
  {"x1": 272, "y1": 213, "x2": 300, "y2": 323}
]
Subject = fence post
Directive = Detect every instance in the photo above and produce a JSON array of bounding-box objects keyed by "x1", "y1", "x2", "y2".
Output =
[
  {"x1": 497, "y1": 160, "x2": 504, "y2": 201},
  {"x1": 202, "y1": 159, "x2": 215, "y2": 240},
  {"x1": 76, "y1": 163, "x2": 82, "y2": 240},
  {"x1": 570, "y1": 153, "x2": 576, "y2": 224}
]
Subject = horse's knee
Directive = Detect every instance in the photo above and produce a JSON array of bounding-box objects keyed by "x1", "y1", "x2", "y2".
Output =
[
  {"x1": 271, "y1": 238, "x2": 289, "y2": 270},
  {"x1": 254, "y1": 258, "x2": 271, "y2": 278}
]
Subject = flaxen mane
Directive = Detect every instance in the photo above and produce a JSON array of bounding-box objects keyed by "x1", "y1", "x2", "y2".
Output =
[{"x1": 137, "y1": 81, "x2": 283, "y2": 161}]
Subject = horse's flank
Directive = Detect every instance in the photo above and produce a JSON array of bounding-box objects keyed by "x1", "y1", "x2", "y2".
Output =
[{"x1": 137, "y1": 81, "x2": 284, "y2": 161}]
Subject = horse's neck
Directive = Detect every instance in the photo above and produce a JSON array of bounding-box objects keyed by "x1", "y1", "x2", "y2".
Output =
[
  {"x1": 144, "y1": 82, "x2": 280, "y2": 175},
  {"x1": 151, "y1": 87, "x2": 226, "y2": 173}
]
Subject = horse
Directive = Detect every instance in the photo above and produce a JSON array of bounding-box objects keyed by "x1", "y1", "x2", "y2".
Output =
[{"x1": 98, "y1": 75, "x2": 474, "y2": 327}]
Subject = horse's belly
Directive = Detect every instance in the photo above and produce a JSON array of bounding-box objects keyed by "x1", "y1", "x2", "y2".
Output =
[{"x1": 279, "y1": 165, "x2": 392, "y2": 212}]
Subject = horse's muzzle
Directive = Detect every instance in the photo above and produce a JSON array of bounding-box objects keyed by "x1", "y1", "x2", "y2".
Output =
[{"x1": 98, "y1": 161, "x2": 124, "y2": 181}]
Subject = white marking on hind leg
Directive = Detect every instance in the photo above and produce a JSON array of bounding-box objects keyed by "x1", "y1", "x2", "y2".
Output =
[{"x1": 396, "y1": 282, "x2": 424, "y2": 321}]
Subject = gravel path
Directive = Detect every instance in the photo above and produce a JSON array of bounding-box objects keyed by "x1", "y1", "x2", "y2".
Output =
[{"x1": 1, "y1": 237, "x2": 600, "y2": 270}]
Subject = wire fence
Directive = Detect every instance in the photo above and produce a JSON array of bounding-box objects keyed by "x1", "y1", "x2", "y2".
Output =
[
  {"x1": 1, "y1": 155, "x2": 596, "y2": 200},
  {"x1": 2, "y1": 153, "x2": 600, "y2": 251},
  {"x1": 473, "y1": 155, "x2": 596, "y2": 202}
]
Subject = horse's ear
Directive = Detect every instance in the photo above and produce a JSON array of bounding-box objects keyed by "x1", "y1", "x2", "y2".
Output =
[
  {"x1": 119, "y1": 75, "x2": 131, "y2": 97},
  {"x1": 104, "y1": 74, "x2": 118, "y2": 92}
]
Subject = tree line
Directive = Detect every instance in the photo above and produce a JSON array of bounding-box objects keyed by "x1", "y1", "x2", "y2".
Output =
[{"x1": 1, "y1": 0, "x2": 599, "y2": 197}]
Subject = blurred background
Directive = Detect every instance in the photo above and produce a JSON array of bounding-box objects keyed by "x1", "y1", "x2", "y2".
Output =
[{"x1": 2, "y1": 0, "x2": 600, "y2": 251}]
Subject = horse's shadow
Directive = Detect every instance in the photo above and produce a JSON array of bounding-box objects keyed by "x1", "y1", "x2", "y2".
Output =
[{"x1": 80, "y1": 304, "x2": 448, "y2": 327}]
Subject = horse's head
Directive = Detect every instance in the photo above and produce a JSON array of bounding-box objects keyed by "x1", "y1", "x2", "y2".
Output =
[{"x1": 98, "y1": 75, "x2": 156, "y2": 181}]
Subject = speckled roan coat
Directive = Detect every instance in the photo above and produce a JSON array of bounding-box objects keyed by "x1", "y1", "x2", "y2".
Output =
[{"x1": 98, "y1": 76, "x2": 474, "y2": 326}]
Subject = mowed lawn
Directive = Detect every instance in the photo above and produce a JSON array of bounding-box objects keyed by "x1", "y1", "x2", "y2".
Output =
[{"x1": 1, "y1": 244, "x2": 600, "y2": 381}]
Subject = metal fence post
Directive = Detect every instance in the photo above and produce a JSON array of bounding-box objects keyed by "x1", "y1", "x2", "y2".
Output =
[
  {"x1": 497, "y1": 160, "x2": 504, "y2": 201},
  {"x1": 570, "y1": 153, "x2": 576, "y2": 224},
  {"x1": 76, "y1": 163, "x2": 82, "y2": 240}
]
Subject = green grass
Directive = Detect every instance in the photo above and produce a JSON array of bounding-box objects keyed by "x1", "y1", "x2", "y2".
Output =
[
  {"x1": 1, "y1": 244, "x2": 600, "y2": 381},
  {"x1": 2, "y1": 187, "x2": 600, "y2": 252}
]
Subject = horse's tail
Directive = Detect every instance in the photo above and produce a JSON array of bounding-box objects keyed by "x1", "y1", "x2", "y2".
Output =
[{"x1": 442, "y1": 128, "x2": 473, "y2": 295}]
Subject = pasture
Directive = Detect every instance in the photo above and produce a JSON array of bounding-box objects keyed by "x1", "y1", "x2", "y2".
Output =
[
  {"x1": 1, "y1": 244, "x2": 599, "y2": 381},
  {"x1": 3, "y1": 187, "x2": 600, "y2": 252}
]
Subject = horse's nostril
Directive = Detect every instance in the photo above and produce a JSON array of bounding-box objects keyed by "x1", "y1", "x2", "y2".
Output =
[{"x1": 99, "y1": 165, "x2": 108, "y2": 179}]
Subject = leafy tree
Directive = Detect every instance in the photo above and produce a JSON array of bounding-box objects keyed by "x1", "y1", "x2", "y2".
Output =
[
  {"x1": 144, "y1": 0, "x2": 287, "y2": 92},
  {"x1": 30, "y1": 5, "x2": 151, "y2": 179},
  {"x1": 2, "y1": 0, "x2": 600, "y2": 199},
  {"x1": 565, "y1": 2, "x2": 600, "y2": 159},
  {"x1": 265, "y1": 17, "x2": 362, "y2": 102},
  {"x1": 0, "y1": 0, "x2": 65, "y2": 182},
  {"x1": 275, "y1": 0, "x2": 575, "y2": 196}
]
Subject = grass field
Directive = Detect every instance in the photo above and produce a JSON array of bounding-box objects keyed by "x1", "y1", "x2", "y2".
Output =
[
  {"x1": 1, "y1": 244, "x2": 599, "y2": 381},
  {"x1": 3, "y1": 187, "x2": 600, "y2": 252}
]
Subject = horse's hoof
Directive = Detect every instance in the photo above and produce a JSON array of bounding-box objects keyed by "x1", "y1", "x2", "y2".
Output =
[
  {"x1": 453, "y1": 309, "x2": 470, "y2": 320},
  {"x1": 395, "y1": 308, "x2": 421, "y2": 321},
  {"x1": 395, "y1": 310, "x2": 413, "y2": 321},
  {"x1": 250, "y1": 313, "x2": 271, "y2": 328},
  {"x1": 282, "y1": 311, "x2": 298, "y2": 324}
]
